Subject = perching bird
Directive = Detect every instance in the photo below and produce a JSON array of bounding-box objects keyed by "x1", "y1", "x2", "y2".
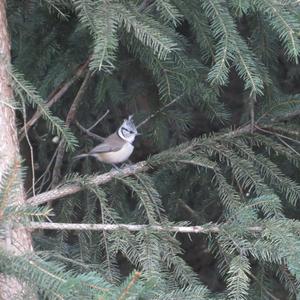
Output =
[{"x1": 74, "y1": 115, "x2": 140, "y2": 166}]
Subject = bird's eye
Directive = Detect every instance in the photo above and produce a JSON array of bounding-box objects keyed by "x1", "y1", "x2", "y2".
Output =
[{"x1": 130, "y1": 131, "x2": 134, "y2": 134}]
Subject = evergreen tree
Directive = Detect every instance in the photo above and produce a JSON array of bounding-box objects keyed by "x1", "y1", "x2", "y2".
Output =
[{"x1": 0, "y1": 0, "x2": 300, "y2": 298}]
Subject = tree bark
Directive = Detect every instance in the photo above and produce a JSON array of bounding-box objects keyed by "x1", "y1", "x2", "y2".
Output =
[{"x1": 0, "y1": 0, "x2": 36, "y2": 298}]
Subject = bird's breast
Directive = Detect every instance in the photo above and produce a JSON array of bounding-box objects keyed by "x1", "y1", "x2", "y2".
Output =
[{"x1": 96, "y1": 143, "x2": 134, "y2": 164}]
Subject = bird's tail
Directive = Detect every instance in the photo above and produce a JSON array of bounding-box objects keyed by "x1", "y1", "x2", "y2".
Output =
[{"x1": 73, "y1": 153, "x2": 90, "y2": 160}]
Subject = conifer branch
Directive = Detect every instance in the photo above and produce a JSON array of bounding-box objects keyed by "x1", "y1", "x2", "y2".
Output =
[
  {"x1": 28, "y1": 221, "x2": 263, "y2": 234},
  {"x1": 26, "y1": 106, "x2": 299, "y2": 206},
  {"x1": 50, "y1": 70, "x2": 91, "y2": 188},
  {"x1": 118, "y1": 271, "x2": 142, "y2": 300},
  {"x1": 27, "y1": 161, "x2": 149, "y2": 206},
  {"x1": 27, "y1": 125, "x2": 250, "y2": 206},
  {"x1": 19, "y1": 58, "x2": 89, "y2": 140}
]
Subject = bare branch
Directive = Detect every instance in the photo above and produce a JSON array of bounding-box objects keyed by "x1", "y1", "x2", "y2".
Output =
[
  {"x1": 27, "y1": 161, "x2": 149, "y2": 206},
  {"x1": 22, "y1": 100, "x2": 36, "y2": 196},
  {"x1": 136, "y1": 93, "x2": 184, "y2": 129},
  {"x1": 75, "y1": 121, "x2": 105, "y2": 142},
  {"x1": 19, "y1": 58, "x2": 90, "y2": 141},
  {"x1": 88, "y1": 109, "x2": 110, "y2": 131},
  {"x1": 75, "y1": 109, "x2": 110, "y2": 142},
  {"x1": 28, "y1": 221, "x2": 263, "y2": 234},
  {"x1": 51, "y1": 70, "x2": 92, "y2": 188}
]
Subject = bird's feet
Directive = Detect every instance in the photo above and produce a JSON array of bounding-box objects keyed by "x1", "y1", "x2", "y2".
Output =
[{"x1": 110, "y1": 161, "x2": 134, "y2": 172}]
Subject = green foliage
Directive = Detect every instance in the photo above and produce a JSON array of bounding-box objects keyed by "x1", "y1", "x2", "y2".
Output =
[
  {"x1": 227, "y1": 255, "x2": 251, "y2": 300},
  {"x1": 251, "y1": 0, "x2": 300, "y2": 63},
  {"x1": 10, "y1": 69, "x2": 78, "y2": 151},
  {"x1": 2, "y1": 0, "x2": 300, "y2": 299}
]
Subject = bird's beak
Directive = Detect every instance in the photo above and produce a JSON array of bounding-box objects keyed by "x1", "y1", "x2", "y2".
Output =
[{"x1": 136, "y1": 132, "x2": 142, "y2": 136}]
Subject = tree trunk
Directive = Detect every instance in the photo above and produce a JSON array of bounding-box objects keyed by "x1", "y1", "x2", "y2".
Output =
[{"x1": 0, "y1": 0, "x2": 36, "y2": 298}]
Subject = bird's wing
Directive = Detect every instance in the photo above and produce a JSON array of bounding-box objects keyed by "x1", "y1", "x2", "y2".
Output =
[{"x1": 89, "y1": 133, "x2": 124, "y2": 154}]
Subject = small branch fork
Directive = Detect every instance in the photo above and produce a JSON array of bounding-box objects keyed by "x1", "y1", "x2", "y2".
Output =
[
  {"x1": 28, "y1": 222, "x2": 263, "y2": 234},
  {"x1": 75, "y1": 109, "x2": 110, "y2": 142}
]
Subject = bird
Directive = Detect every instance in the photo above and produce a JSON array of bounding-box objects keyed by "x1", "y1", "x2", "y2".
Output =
[{"x1": 74, "y1": 115, "x2": 140, "y2": 166}]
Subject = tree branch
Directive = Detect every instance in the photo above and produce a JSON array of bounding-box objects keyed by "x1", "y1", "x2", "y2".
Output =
[
  {"x1": 50, "y1": 70, "x2": 92, "y2": 188},
  {"x1": 271, "y1": 109, "x2": 300, "y2": 122},
  {"x1": 136, "y1": 93, "x2": 184, "y2": 129},
  {"x1": 118, "y1": 271, "x2": 141, "y2": 300},
  {"x1": 19, "y1": 58, "x2": 90, "y2": 141},
  {"x1": 75, "y1": 121, "x2": 105, "y2": 142},
  {"x1": 26, "y1": 125, "x2": 251, "y2": 206},
  {"x1": 75, "y1": 109, "x2": 110, "y2": 142},
  {"x1": 26, "y1": 104, "x2": 299, "y2": 207},
  {"x1": 28, "y1": 221, "x2": 263, "y2": 234},
  {"x1": 27, "y1": 161, "x2": 149, "y2": 206}
]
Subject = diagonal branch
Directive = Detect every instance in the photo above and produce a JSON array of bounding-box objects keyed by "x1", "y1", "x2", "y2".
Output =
[
  {"x1": 75, "y1": 121, "x2": 104, "y2": 142},
  {"x1": 19, "y1": 58, "x2": 90, "y2": 141},
  {"x1": 27, "y1": 160, "x2": 149, "y2": 206},
  {"x1": 118, "y1": 271, "x2": 142, "y2": 300},
  {"x1": 28, "y1": 221, "x2": 263, "y2": 234},
  {"x1": 136, "y1": 93, "x2": 184, "y2": 128},
  {"x1": 50, "y1": 70, "x2": 92, "y2": 188},
  {"x1": 75, "y1": 109, "x2": 110, "y2": 142}
]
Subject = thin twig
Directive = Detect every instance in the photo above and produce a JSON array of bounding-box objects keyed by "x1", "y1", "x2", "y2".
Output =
[
  {"x1": 51, "y1": 70, "x2": 91, "y2": 188},
  {"x1": 276, "y1": 136, "x2": 300, "y2": 157},
  {"x1": 138, "y1": 0, "x2": 154, "y2": 12},
  {"x1": 19, "y1": 58, "x2": 90, "y2": 141},
  {"x1": 249, "y1": 273, "x2": 280, "y2": 300},
  {"x1": 178, "y1": 199, "x2": 202, "y2": 220},
  {"x1": 88, "y1": 109, "x2": 110, "y2": 131},
  {"x1": 27, "y1": 148, "x2": 58, "y2": 195},
  {"x1": 250, "y1": 94, "x2": 256, "y2": 134},
  {"x1": 256, "y1": 125, "x2": 300, "y2": 146},
  {"x1": 76, "y1": 121, "x2": 104, "y2": 142},
  {"x1": 75, "y1": 109, "x2": 110, "y2": 142},
  {"x1": 22, "y1": 100, "x2": 36, "y2": 196},
  {"x1": 28, "y1": 221, "x2": 263, "y2": 234},
  {"x1": 76, "y1": 92, "x2": 182, "y2": 141},
  {"x1": 271, "y1": 109, "x2": 300, "y2": 123},
  {"x1": 264, "y1": 125, "x2": 299, "y2": 137},
  {"x1": 0, "y1": 100, "x2": 18, "y2": 110},
  {"x1": 136, "y1": 93, "x2": 184, "y2": 128}
]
